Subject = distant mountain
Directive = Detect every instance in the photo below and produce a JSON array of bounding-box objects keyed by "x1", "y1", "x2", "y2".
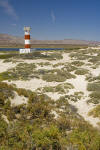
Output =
[
  {"x1": 0, "y1": 33, "x2": 99, "y2": 46},
  {"x1": 0, "y1": 34, "x2": 24, "y2": 45}
]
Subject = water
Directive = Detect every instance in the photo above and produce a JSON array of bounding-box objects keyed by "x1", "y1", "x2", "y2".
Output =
[
  {"x1": 0, "y1": 48, "x2": 19, "y2": 51},
  {"x1": 0, "y1": 48, "x2": 64, "y2": 52}
]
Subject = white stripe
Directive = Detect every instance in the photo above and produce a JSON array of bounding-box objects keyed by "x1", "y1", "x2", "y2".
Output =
[
  {"x1": 25, "y1": 40, "x2": 30, "y2": 44},
  {"x1": 25, "y1": 31, "x2": 30, "y2": 35}
]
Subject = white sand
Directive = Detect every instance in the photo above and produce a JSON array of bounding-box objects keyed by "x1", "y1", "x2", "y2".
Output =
[
  {"x1": 7, "y1": 79, "x2": 61, "y2": 91},
  {"x1": 90, "y1": 68, "x2": 100, "y2": 76},
  {"x1": 10, "y1": 92, "x2": 27, "y2": 106},
  {"x1": 45, "y1": 92, "x2": 62, "y2": 100},
  {"x1": 0, "y1": 60, "x2": 18, "y2": 73},
  {"x1": 51, "y1": 110, "x2": 59, "y2": 119}
]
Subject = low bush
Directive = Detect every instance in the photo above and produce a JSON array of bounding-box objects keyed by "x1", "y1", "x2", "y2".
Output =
[
  {"x1": 89, "y1": 56, "x2": 100, "y2": 64},
  {"x1": 38, "y1": 62, "x2": 51, "y2": 67},
  {"x1": 88, "y1": 91, "x2": 100, "y2": 104},
  {"x1": 0, "y1": 63, "x2": 36, "y2": 81},
  {"x1": 38, "y1": 82, "x2": 74, "y2": 94},
  {"x1": 0, "y1": 54, "x2": 17, "y2": 59},
  {"x1": 71, "y1": 61, "x2": 84, "y2": 66},
  {"x1": 63, "y1": 64, "x2": 77, "y2": 72},
  {"x1": 0, "y1": 82, "x2": 15, "y2": 106},
  {"x1": 87, "y1": 82, "x2": 100, "y2": 104},
  {"x1": 87, "y1": 83, "x2": 100, "y2": 91},
  {"x1": 53, "y1": 63, "x2": 64, "y2": 68},
  {"x1": 69, "y1": 53, "x2": 90, "y2": 60},
  {"x1": 75, "y1": 68, "x2": 89, "y2": 75},
  {"x1": 88, "y1": 105, "x2": 100, "y2": 118},
  {"x1": 42, "y1": 69, "x2": 76, "y2": 82}
]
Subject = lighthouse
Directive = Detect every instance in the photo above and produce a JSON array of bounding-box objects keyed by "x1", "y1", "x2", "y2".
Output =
[{"x1": 19, "y1": 26, "x2": 31, "y2": 53}]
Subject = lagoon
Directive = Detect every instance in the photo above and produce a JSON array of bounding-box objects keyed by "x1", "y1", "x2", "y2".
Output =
[{"x1": 0, "y1": 48, "x2": 64, "y2": 51}]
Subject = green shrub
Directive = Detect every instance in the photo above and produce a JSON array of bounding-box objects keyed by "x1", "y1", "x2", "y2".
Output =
[
  {"x1": 0, "y1": 54, "x2": 17, "y2": 59},
  {"x1": 32, "y1": 125, "x2": 62, "y2": 149},
  {"x1": 87, "y1": 83, "x2": 100, "y2": 91},
  {"x1": 75, "y1": 68, "x2": 89, "y2": 75},
  {"x1": 0, "y1": 78, "x2": 100, "y2": 149},
  {"x1": 0, "y1": 82, "x2": 15, "y2": 106},
  {"x1": 0, "y1": 63, "x2": 36, "y2": 81},
  {"x1": 68, "y1": 129, "x2": 100, "y2": 150},
  {"x1": 88, "y1": 105, "x2": 100, "y2": 118},
  {"x1": 71, "y1": 61, "x2": 84, "y2": 66},
  {"x1": 53, "y1": 63, "x2": 64, "y2": 67},
  {"x1": 39, "y1": 82, "x2": 74, "y2": 94},
  {"x1": 90, "y1": 91, "x2": 100, "y2": 99},
  {"x1": 63, "y1": 64, "x2": 77, "y2": 72},
  {"x1": 88, "y1": 91, "x2": 100, "y2": 104},
  {"x1": 42, "y1": 70, "x2": 76, "y2": 82},
  {"x1": 0, "y1": 118, "x2": 7, "y2": 137},
  {"x1": 47, "y1": 52, "x2": 63, "y2": 60},
  {"x1": 89, "y1": 56, "x2": 100, "y2": 64}
]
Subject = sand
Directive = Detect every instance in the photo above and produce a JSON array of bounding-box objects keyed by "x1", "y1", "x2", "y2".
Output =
[
  {"x1": 0, "y1": 60, "x2": 18, "y2": 73},
  {"x1": 0, "y1": 51, "x2": 100, "y2": 127},
  {"x1": 7, "y1": 79, "x2": 61, "y2": 91},
  {"x1": 10, "y1": 92, "x2": 28, "y2": 106}
]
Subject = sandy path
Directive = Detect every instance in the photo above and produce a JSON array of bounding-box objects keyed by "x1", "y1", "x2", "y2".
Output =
[
  {"x1": 6, "y1": 79, "x2": 61, "y2": 91},
  {"x1": 67, "y1": 75, "x2": 100, "y2": 127}
]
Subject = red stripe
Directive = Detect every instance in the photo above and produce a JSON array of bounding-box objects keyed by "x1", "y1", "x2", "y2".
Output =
[
  {"x1": 25, "y1": 44, "x2": 30, "y2": 48},
  {"x1": 25, "y1": 35, "x2": 30, "y2": 39}
]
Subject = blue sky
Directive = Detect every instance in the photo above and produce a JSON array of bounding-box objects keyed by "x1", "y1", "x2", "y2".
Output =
[{"x1": 0, "y1": 0, "x2": 100, "y2": 40}]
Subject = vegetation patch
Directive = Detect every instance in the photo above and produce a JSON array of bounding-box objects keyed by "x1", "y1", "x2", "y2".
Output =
[
  {"x1": 37, "y1": 62, "x2": 51, "y2": 67},
  {"x1": 75, "y1": 68, "x2": 89, "y2": 75},
  {"x1": 0, "y1": 63, "x2": 37, "y2": 81},
  {"x1": 0, "y1": 82, "x2": 14, "y2": 106},
  {"x1": 69, "y1": 52, "x2": 90, "y2": 60},
  {"x1": 37, "y1": 82, "x2": 74, "y2": 94},
  {"x1": 63, "y1": 63, "x2": 77, "y2": 72},
  {"x1": 87, "y1": 82, "x2": 100, "y2": 104},
  {"x1": 14, "y1": 51, "x2": 63, "y2": 60},
  {"x1": 86, "y1": 75, "x2": 100, "y2": 82},
  {"x1": 58, "y1": 92, "x2": 84, "y2": 102},
  {"x1": 53, "y1": 63, "x2": 64, "y2": 68},
  {"x1": 0, "y1": 53, "x2": 17, "y2": 59},
  {"x1": 0, "y1": 81, "x2": 100, "y2": 149},
  {"x1": 71, "y1": 61, "x2": 84, "y2": 66},
  {"x1": 42, "y1": 69, "x2": 76, "y2": 82},
  {"x1": 88, "y1": 105, "x2": 100, "y2": 118},
  {"x1": 88, "y1": 55, "x2": 100, "y2": 64},
  {"x1": 88, "y1": 91, "x2": 100, "y2": 104},
  {"x1": 87, "y1": 82, "x2": 100, "y2": 91}
]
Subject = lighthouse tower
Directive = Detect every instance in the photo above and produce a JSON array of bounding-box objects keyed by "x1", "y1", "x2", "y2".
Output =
[
  {"x1": 24, "y1": 27, "x2": 31, "y2": 50},
  {"x1": 19, "y1": 26, "x2": 31, "y2": 53}
]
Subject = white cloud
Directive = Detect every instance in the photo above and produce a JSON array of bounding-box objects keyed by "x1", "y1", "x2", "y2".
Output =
[
  {"x1": 51, "y1": 10, "x2": 56, "y2": 23},
  {"x1": 0, "y1": 0, "x2": 18, "y2": 20}
]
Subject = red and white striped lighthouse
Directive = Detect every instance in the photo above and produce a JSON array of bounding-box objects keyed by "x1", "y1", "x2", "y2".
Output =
[
  {"x1": 19, "y1": 26, "x2": 31, "y2": 53},
  {"x1": 24, "y1": 26, "x2": 31, "y2": 49}
]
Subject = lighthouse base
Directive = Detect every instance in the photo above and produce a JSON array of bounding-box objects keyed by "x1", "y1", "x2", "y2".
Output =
[{"x1": 19, "y1": 49, "x2": 31, "y2": 54}]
